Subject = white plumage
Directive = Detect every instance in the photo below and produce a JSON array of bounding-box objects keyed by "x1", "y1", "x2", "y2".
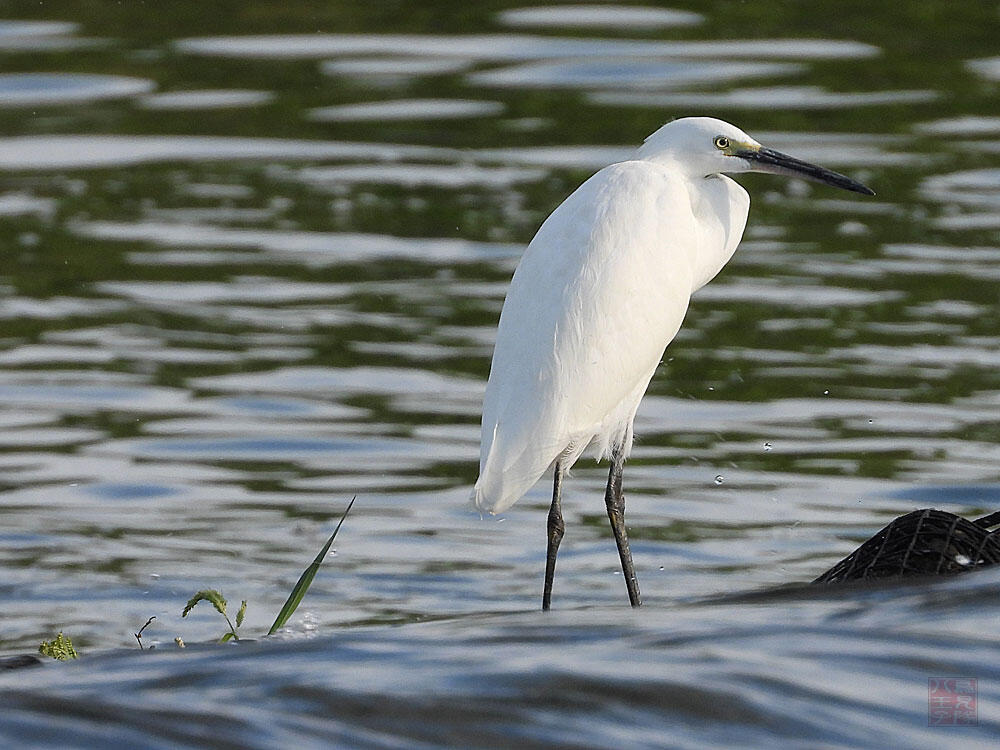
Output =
[
  {"x1": 472, "y1": 116, "x2": 873, "y2": 608},
  {"x1": 475, "y1": 118, "x2": 749, "y2": 514}
]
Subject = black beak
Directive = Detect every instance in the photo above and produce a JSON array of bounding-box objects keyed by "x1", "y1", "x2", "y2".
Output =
[{"x1": 738, "y1": 147, "x2": 875, "y2": 196}]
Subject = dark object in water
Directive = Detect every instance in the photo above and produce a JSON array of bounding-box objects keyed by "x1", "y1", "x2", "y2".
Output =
[
  {"x1": 0, "y1": 655, "x2": 42, "y2": 670},
  {"x1": 814, "y1": 508, "x2": 1000, "y2": 584}
]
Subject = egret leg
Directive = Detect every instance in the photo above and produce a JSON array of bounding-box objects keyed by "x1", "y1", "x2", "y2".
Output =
[
  {"x1": 605, "y1": 447, "x2": 641, "y2": 607},
  {"x1": 542, "y1": 461, "x2": 565, "y2": 611}
]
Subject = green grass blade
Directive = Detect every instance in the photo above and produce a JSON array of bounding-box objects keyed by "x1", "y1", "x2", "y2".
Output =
[
  {"x1": 236, "y1": 600, "x2": 247, "y2": 628},
  {"x1": 268, "y1": 496, "x2": 355, "y2": 636}
]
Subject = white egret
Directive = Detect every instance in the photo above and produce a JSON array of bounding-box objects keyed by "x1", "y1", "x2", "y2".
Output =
[{"x1": 474, "y1": 117, "x2": 874, "y2": 609}]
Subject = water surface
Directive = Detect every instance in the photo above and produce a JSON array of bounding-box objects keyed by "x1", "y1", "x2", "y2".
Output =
[{"x1": 1, "y1": 2, "x2": 999, "y2": 747}]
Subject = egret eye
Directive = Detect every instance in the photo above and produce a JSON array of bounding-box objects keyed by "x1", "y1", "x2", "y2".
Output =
[{"x1": 713, "y1": 135, "x2": 730, "y2": 150}]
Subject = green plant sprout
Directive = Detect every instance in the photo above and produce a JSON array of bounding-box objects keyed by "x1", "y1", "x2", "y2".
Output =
[
  {"x1": 38, "y1": 632, "x2": 78, "y2": 660},
  {"x1": 180, "y1": 496, "x2": 354, "y2": 642},
  {"x1": 182, "y1": 590, "x2": 247, "y2": 642}
]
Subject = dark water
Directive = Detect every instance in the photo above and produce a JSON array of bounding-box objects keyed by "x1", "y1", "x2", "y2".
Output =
[{"x1": 1, "y1": 2, "x2": 1000, "y2": 746}]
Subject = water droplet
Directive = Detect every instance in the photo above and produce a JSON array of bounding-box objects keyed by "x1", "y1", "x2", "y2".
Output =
[
  {"x1": 955, "y1": 554, "x2": 972, "y2": 566},
  {"x1": 714, "y1": 475, "x2": 724, "y2": 485},
  {"x1": 836, "y1": 220, "x2": 870, "y2": 237},
  {"x1": 786, "y1": 179, "x2": 811, "y2": 198},
  {"x1": 763, "y1": 442, "x2": 772, "y2": 452},
  {"x1": 823, "y1": 390, "x2": 830, "y2": 395}
]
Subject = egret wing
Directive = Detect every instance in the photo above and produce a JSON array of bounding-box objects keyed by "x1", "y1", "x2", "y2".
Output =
[{"x1": 476, "y1": 161, "x2": 704, "y2": 513}]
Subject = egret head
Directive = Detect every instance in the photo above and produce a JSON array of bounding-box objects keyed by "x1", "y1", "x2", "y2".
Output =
[{"x1": 638, "y1": 116, "x2": 874, "y2": 196}]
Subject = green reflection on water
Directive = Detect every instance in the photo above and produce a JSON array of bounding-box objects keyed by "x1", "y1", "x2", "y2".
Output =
[{"x1": 0, "y1": 0, "x2": 998, "y2": 479}]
